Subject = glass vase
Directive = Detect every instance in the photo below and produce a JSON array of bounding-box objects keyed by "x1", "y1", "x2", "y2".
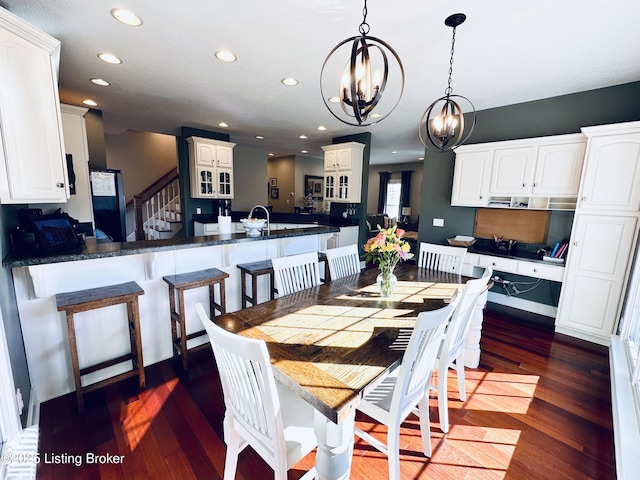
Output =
[{"x1": 376, "y1": 265, "x2": 397, "y2": 297}]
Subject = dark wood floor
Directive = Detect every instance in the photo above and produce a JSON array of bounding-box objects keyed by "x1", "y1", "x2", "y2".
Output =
[{"x1": 37, "y1": 305, "x2": 615, "y2": 479}]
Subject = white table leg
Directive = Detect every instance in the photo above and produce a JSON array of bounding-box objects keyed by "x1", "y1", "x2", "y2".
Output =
[
  {"x1": 464, "y1": 289, "x2": 487, "y2": 368},
  {"x1": 314, "y1": 410, "x2": 355, "y2": 480}
]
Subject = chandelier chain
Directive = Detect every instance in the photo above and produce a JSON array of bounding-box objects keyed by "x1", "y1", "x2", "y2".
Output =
[
  {"x1": 445, "y1": 26, "x2": 457, "y2": 96},
  {"x1": 359, "y1": 0, "x2": 370, "y2": 35}
]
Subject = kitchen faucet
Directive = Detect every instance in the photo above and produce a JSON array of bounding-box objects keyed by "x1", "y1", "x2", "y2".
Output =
[{"x1": 248, "y1": 204, "x2": 270, "y2": 235}]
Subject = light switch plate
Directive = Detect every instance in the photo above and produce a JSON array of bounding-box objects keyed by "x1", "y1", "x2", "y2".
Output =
[{"x1": 433, "y1": 218, "x2": 444, "y2": 227}]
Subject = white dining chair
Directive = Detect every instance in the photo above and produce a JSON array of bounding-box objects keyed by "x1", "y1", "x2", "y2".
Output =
[
  {"x1": 353, "y1": 299, "x2": 458, "y2": 480},
  {"x1": 418, "y1": 242, "x2": 467, "y2": 273},
  {"x1": 271, "y1": 251, "x2": 321, "y2": 296},
  {"x1": 432, "y1": 266, "x2": 493, "y2": 433},
  {"x1": 325, "y1": 244, "x2": 361, "y2": 280},
  {"x1": 196, "y1": 303, "x2": 317, "y2": 480}
]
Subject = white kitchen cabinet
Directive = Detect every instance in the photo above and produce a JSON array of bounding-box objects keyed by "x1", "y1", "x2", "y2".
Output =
[
  {"x1": 556, "y1": 213, "x2": 639, "y2": 344},
  {"x1": 187, "y1": 136, "x2": 236, "y2": 199},
  {"x1": 0, "y1": 8, "x2": 68, "y2": 204},
  {"x1": 555, "y1": 121, "x2": 640, "y2": 345},
  {"x1": 451, "y1": 147, "x2": 492, "y2": 207},
  {"x1": 322, "y1": 142, "x2": 364, "y2": 203},
  {"x1": 577, "y1": 124, "x2": 640, "y2": 211},
  {"x1": 452, "y1": 134, "x2": 585, "y2": 210}
]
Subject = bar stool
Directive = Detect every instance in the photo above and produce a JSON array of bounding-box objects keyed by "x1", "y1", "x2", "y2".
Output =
[
  {"x1": 56, "y1": 281, "x2": 145, "y2": 413},
  {"x1": 163, "y1": 267, "x2": 229, "y2": 370}
]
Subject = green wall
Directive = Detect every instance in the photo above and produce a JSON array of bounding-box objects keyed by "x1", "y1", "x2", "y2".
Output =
[{"x1": 418, "y1": 81, "x2": 640, "y2": 307}]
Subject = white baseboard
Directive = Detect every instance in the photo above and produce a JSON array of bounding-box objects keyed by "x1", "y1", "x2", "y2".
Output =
[{"x1": 487, "y1": 291, "x2": 558, "y2": 318}]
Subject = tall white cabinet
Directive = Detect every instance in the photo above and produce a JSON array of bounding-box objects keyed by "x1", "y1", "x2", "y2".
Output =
[
  {"x1": 187, "y1": 136, "x2": 236, "y2": 199},
  {"x1": 555, "y1": 121, "x2": 640, "y2": 345},
  {"x1": 0, "y1": 7, "x2": 68, "y2": 204}
]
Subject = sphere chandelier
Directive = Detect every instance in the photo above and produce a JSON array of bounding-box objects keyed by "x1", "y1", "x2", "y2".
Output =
[
  {"x1": 419, "y1": 13, "x2": 476, "y2": 152},
  {"x1": 320, "y1": 0, "x2": 404, "y2": 127}
]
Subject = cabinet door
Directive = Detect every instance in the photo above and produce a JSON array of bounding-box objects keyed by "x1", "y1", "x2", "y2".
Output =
[
  {"x1": 324, "y1": 150, "x2": 337, "y2": 171},
  {"x1": 533, "y1": 142, "x2": 585, "y2": 196},
  {"x1": 195, "y1": 167, "x2": 214, "y2": 197},
  {"x1": 579, "y1": 133, "x2": 640, "y2": 211},
  {"x1": 217, "y1": 168, "x2": 233, "y2": 198},
  {"x1": 336, "y1": 148, "x2": 352, "y2": 170},
  {"x1": 556, "y1": 213, "x2": 639, "y2": 341},
  {"x1": 337, "y1": 174, "x2": 349, "y2": 200},
  {"x1": 194, "y1": 142, "x2": 216, "y2": 166},
  {"x1": 216, "y1": 145, "x2": 233, "y2": 167},
  {"x1": 0, "y1": 24, "x2": 67, "y2": 203},
  {"x1": 489, "y1": 146, "x2": 535, "y2": 195},
  {"x1": 325, "y1": 174, "x2": 335, "y2": 200},
  {"x1": 451, "y1": 149, "x2": 492, "y2": 206}
]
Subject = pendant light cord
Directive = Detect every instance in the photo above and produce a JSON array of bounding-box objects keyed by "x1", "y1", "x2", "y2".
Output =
[
  {"x1": 445, "y1": 26, "x2": 457, "y2": 97},
  {"x1": 359, "y1": 0, "x2": 370, "y2": 35}
]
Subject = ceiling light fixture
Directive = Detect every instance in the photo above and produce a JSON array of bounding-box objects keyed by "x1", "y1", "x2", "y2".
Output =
[
  {"x1": 98, "y1": 52, "x2": 122, "y2": 64},
  {"x1": 90, "y1": 78, "x2": 110, "y2": 87},
  {"x1": 110, "y1": 8, "x2": 143, "y2": 26},
  {"x1": 419, "y1": 13, "x2": 476, "y2": 152},
  {"x1": 215, "y1": 50, "x2": 236, "y2": 62},
  {"x1": 82, "y1": 99, "x2": 98, "y2": 106},
  {"x1": 299, "y1": 134, "x2": 307, "y2": 139},
  {"x1": 281, "y1": 77, "x2": 298, "y2": 86},
  {"x1": 320, "y1": 0, "x2": 404, "y2": 126},
  {"x1": 218, "y1": 122, "x2": 229, "y2": 128}
]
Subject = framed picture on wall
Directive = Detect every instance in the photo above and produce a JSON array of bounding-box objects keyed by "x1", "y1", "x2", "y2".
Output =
[
  {"x1": 304, "y1": 175, "x2": 324, "y2": 200},
  {"x1": 270, "y1": 187, "x2": 279, "y2": 199},
  {"x1": 270, "y1": 178, "x2": 278, "y2": 187}
]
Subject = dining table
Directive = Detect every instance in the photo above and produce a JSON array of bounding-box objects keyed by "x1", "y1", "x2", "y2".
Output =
[{"x1": 213, "y1": 262, "x2": 477, "y2": 480}]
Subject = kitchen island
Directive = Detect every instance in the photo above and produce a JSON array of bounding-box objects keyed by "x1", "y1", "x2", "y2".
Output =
[{"x1": 3, "y1": 226, "x2": 338, "y2": 403}]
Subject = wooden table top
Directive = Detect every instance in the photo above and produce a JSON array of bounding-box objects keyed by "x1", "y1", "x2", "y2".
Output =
[{"x1": 214, "y1": 263, "x2": 466, "y2": 423}]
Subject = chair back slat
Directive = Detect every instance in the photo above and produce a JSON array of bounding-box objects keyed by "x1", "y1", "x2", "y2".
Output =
[
  {"x1": 272, "y1": 251, "x2": 321, "y2": 296},
  {"x1": 418, "y1": 242, "x2": 467, "y2": 273},
  {"x1": 326, "y1": 244, "x2": 361, "y2": 280}
]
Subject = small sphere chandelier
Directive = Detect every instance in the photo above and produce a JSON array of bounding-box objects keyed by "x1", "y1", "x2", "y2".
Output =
[
  {"x1": 320, "y1": 0, "x2": 404, "y2": 126},
  {"x1": 419, "y1": 13, "x2": 476, "y2": 152}
]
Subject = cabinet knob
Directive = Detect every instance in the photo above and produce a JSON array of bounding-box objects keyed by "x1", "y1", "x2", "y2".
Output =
[
  {"x1": 533, "y1": 268, "x2": 538, "y2": 272},
  {"x1": 522, "y1": 183, "x2": 526, "y2": 188},
  {"x1": 581, "y1": 196, "x2": 587, "y2": 202},
  {"x1": 534, "y1": 183, "x2": 539, "y2": 187},
  {"x1": 492, "y1": 262, "x2": 496, "y2": 266},
  {"x1": 56, "y1": 182, "x2": 64, "y2": 188},
  {"x1": 573, "y1": 241, "x2": 579, "y2": 247}
]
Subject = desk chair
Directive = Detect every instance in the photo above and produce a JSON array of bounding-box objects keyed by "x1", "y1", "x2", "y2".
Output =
[
  {"x1": 433, "y1": 267, "x2": 493, "y2": 433},
  {"x1": 271, "y1": 251, "x2": 321, "y2": 296},
  {"x1": 196, "y1": 304, "x2": 317, "y2": 480},
  {"x1": 354, "y1": 300, "x2": 458, "y2": 480},
  {"x1": 418, "y1": 242, "x2": 467, "y2": 273},
  {"x1": 325, "y1": 244, "x2": 361, "y2": 280}
]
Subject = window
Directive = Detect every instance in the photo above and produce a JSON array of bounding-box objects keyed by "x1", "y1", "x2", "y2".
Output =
[{"x1": 384, "y1": 178, "x2": 401, "y2": 219}]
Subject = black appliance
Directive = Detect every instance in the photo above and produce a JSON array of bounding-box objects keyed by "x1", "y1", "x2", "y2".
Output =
[{"x1": 90, "y1": 169, "x2": 127, "y2": 242}]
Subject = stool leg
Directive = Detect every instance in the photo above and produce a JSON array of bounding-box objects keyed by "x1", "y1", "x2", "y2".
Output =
[
  {"x1": 65, "y1": 311, "x2": 84, "y2": 413},
  {"x1": 269, "y1": 271, "x2": 275, "y2": 300},
  {"x1": 168, "y1": 285, "x2": 179, "y2": 359},
  {"x1": 178, "y1": 289, "x2": 188, "y2": 370},
  {"x1": 127, "y1": 299, "x2": 145, "y2": 389},
  {"x1": 251, "y1": 273, "x2": 259, "y2": 306},
  {"x1": 241, "y1": 271, "x2": 248, "y2": 309}
]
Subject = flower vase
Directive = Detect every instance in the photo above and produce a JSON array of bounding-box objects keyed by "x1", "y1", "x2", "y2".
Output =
[{"x1": 376, "y1": 265, "x2": 397, "y2": 297}]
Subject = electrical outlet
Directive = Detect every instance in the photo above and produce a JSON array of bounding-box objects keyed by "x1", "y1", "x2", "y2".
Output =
[
  {"x1": 433, "y1": 218, "x2": 444, "y2": 227},
  {"x1": 196, "y1": 207, "x2": 202, "y2": 214}
]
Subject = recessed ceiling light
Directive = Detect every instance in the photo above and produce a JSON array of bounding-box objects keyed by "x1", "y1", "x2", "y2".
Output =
[
  {"x1": 317, "y1": 125, "x2": 326, "y2": 131},
  {"x1": 328, "y1": 96, "x2": 340, "y2": 103},
  {"x1": 299, "y1": 134, "x2": 307, "y2": 139},
  {"x1": 281, "y1": 77, "x2": 298, "y2": 86},
  {"x1": 218, "y1": 122, "x2": 229, "y2": 128},
  {"x1": 301, "y1": 150, "x2": 308, "y2": 154},
  {"x1": 418, "y1": 157, "x2": 424, "y2": 161},
  {"x1": 90, "y1": 78, "x2": 110, "y2": 87},
  {"x1": 255, "y1": 135, "x2": 264, "y2": 139},
  {"x1": 110, "y1": 8, "x2": 143, "y2": 26},
  {"x1": 82, "y1": 99, "x2": 98, "y2": 106},
  {"x1": 370, "y1": 113, "x2": 382, "y2": 118},
  {"x1": 391, "y1": 151, "x2": 397, "y2": 154},
  {"x1": 98, "y1": 52, "x2": 122, "y2": 64},
  {"x1": 215, "y1": 50, "x2": 237, "y2": 62},
  {"x1": 268, "y1": 153, "x2": 275, "y2": 156}
]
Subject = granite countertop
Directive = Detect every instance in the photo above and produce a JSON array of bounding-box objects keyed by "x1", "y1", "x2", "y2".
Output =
[
  {"x1": 3, "y1": 225, "x2": 339, "y2": 268},
  {"x1": 467, "y1": 238, "x2": 560, "y2": 265},
  {"x1": 192, "y1": 212, "x2": 359, "y2": 227}
]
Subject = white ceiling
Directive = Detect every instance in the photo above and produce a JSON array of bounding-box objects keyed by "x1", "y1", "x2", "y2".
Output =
[{"x1": 2, "y1": 0, "x2": 640, "y2": 165}]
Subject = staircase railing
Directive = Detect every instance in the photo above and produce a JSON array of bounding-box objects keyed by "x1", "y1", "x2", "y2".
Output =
[{"x1": 133, "y1": 168, "x2": 180, "y2": 240}]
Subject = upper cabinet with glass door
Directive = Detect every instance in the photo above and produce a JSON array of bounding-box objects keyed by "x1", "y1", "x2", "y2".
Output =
[
  {"x1": 187, "y1": 136, "x2": 236, "y2": 199},
  {"x1": 322, "y1": 142, "x2": 364, "y2": 203}
]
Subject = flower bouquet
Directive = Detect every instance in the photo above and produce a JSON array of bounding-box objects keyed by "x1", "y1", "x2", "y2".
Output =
[{"x1": 363, "y1": 225, "x2": 414, "y2": 297}]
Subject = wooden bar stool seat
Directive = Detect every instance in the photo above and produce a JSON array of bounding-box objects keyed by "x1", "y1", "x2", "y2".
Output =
[
  {"x1": 163, "y1": 267, "x2": 229, "y2": 370},
  {"x1": 237, "y1": 252, "x2": 329, "y2": 308},
  {"x1": 56, "y1": 281, "x2": 145, "y2": 413}
]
